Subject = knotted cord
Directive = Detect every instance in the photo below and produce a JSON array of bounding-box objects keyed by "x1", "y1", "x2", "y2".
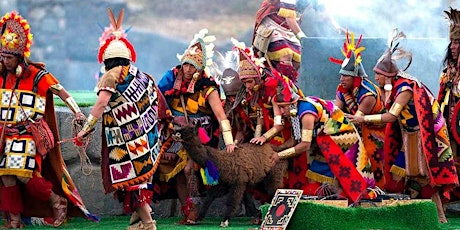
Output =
[{"x1": 58, "y1": 116, "x2": 94, "y2": 176}]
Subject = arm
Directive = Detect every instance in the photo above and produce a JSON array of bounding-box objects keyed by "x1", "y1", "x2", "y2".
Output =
[
  {"x1": 250, "y1": 99, "x2": 284, "y2": 145},
  {"x1": 357, "y1": 95, "x2": 377, "y2": 115},
  {"x1": 76, "y1": 90, "x2": 112, "y2": 140},
  {"x1": 270, "y1": 113, "x2": 315, "y2": 165},
  {"x1": 207, "y1": 90, "x2": 236, "y2": 152},
  {"x1": 50, "y1": 84, "x2": 85, "y2": 120},
  {"x1": 334, "y1": 94, "x2": 345, "y2": 111},
  {"x1": 348, "y1": 91, "x2": 412, "y2": 124}
]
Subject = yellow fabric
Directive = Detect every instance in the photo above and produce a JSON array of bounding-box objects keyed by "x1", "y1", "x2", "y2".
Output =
[
  {"x1": 306, "y1": 170, "x2": 335, "y2": 184},
  {"x1": 390, "y1": 165, "x2": 406, "y2": 178},
  {"x1": 159, "y1": 148, "x2": 188, "y2": 182}
]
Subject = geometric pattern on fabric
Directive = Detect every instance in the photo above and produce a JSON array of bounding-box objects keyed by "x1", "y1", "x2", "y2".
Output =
[
  {"x1": 101, "y1": 65, "x2": 161, "y2": 189},
  {"x1": 317, "y1": 134, "x2": 366, "y2": 203},
  {"x1": 261, "y1": 189, "x2": 303, "y2": 230},
  {"x1": 0, "y1": 138, "x2": 36, "y2": 177},
  {"x1": 0, "y1": 89, "x2": 45, "y2": 124}
]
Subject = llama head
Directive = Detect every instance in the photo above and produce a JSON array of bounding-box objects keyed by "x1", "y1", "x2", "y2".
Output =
[{"x1": 172, "y1": 122, "x2": 199, "y2": 142}]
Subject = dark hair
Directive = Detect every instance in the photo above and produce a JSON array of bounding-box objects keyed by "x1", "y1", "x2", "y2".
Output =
[{"x1": 104, "y1": 57, "x2": 130, "y2": 70}]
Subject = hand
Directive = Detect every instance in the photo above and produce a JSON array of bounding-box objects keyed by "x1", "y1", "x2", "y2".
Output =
[
  {"x1": 75, "y1": 112, "x2": 86, "y2": 125},
  {"x1": 75, "y1": 130, "x2": 87, "y2": 146},
  {"x1": 345, "y1": 114, "x2": 364, "y2": 124},
  {"x1": 250, "y1": 136, "x2": 266, "y2": 145},
  {"x1": 270, "y1": 151, "x2": 280, "y2": 166},
  {"x1": 226, "y1": 144, "x2": 235, "y2": 153}
]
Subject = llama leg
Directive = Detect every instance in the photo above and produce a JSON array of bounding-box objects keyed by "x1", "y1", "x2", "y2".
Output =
[
  {"x1": 242, "y1": 191, "x2": 259, "y2": 217},
  {"x1": 221, "y1": 184, "x2": 245, "y2": 227},
  {"x1": 198, "y1": 184, "x2": 226, "y2": 221}
]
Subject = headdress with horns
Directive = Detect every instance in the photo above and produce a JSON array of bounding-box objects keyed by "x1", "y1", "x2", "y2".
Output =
[
  {"x1": 374, "y1": 28, "x2": 412, "y2": 78},
  {"x1": 0, "y1": 11, "x2": 33, "y2": 58},
  {"x1": 98, "y1": 8, "x2": 136, "y2": 63}
]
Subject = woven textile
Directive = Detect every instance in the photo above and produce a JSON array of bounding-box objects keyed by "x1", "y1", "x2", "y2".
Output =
[
  {"x1": 385, "y1": 75, "x2": 458, "y2": 197},
  {"x1": 100, "y1": 65, "x2": 161, "y2": 191}
]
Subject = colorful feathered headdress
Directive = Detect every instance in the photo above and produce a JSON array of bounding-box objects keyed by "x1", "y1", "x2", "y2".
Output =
[
  {"x1": 98, "y1": 8, "x2": 136, "y2": 63},
  {"x1": 0, "y1": 11, "x2": 33, "y2": 58},
  {"x1": 231, "y1": 37, "x2": 265, "y2": 80},
  {"x1": 329, "y1": 30, "x2": 366, "y2": 77}
]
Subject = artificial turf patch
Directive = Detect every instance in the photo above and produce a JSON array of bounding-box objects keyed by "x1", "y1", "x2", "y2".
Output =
[{"x1": 261, "y1": 200, "x2": 441, "y2": 230}]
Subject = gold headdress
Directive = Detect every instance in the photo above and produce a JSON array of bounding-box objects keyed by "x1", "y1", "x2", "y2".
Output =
[{"x1": 0, "y1": 11, "x2": 33, "y2": 58}]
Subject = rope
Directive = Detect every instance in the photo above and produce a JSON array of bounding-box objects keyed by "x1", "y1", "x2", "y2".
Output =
[{"x1": 58, "y1": 116, "x2": 94, "y2": 176}]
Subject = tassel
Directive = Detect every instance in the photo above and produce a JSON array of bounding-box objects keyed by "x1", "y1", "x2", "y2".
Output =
[
  {"x1": 200, "y1": 160, "x2": 219, "y2": 186},
  {"x1": 197, "y1": 127, "x2": 210, "y2": 144}
]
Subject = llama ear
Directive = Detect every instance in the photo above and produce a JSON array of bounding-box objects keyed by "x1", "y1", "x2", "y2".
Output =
[{"x1": 194, "y1": 121, "x2": 201, "y2": 132}]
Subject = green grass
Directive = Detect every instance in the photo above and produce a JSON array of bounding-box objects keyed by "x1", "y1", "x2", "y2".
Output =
[
  {"x1": 13, "y1": 202, "x2": 460, "y2": 230},
  {"x1": 54, "y1": 91, "x2": 97, "y2": 107},
  {"x1": 12, "y1": 214, "x2": 460, "y2": 230}
]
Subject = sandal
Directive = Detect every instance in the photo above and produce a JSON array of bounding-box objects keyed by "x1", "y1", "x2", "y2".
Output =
[
  {"x1": 52, "y1": 195, "x2": 67, "y2": 227},
  {"x1": 129, "y1": 212, "x2": 140, "y2": 225},
  {"x1": 8, "y1": 212, "x2": 24, "y2": 229},
  {"x1": 127, "y1": 220, "x2": 156, "y2": 230}
]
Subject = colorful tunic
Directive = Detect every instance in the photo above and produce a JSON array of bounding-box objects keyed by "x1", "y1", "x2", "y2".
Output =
[
  {"x1": 157, "y1": 66, "x2": 219, "y2": 182},
  {"x1": 98, "y1": 65, "x2": 161, "y2": 192},
  {"x1": 336, "y1": 79, "x2": 386, "y2": 188},
  {"x1": 253, "y1": 0, "x2": 301, "y2": 63},
  {"x1": 0, "y1": 64, "x2": 97, "y2": 221},
  {"x1": 297, "y1": 96, "x2": 371, "y2": 202},
  {"x1": 385, "y1": 72, "x2": 458, "y2": 198}
]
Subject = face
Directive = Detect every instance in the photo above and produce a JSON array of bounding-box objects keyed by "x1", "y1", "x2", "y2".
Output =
[
  {"x1": 339, "y1": 75, "x2": 354, "y2": 90},
  {"x1": 278, "y1": 104, "x2": 291, "y2": 117},
  {"x1": 226, "y1": 95, "x2": 236, "y2": 103},
  {"x1": 241, "y1": 78, "x2": 256, "y2": 91},
  {"x1": 374, "y1": 73, "x2": 386, "y2": 87},
  {"x1": 1, "y1": 53, "x2": 19, "y2": 72},
  {"x1": 182, "y1": 63, "x2": 198, "y2": 79},
  {"x1": 451, "y1": 40, "x2": 460, "y2": 60}
]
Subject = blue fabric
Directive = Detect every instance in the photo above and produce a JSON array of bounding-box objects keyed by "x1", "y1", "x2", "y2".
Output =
[{"x1": 310, "y1": 160, "x2": 334, "y2": 178}]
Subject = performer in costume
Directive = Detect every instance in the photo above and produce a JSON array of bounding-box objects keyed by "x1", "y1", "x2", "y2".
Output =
[
  {"x1": 251, "y1": 76, "x2": 372, "y2": 203},
  {"x1": 348, "y1": 29, "x2": 458, "y2": 223},
  {"x1": 331, "y1": 31, "x2": 384, "y2": 189},
  {"x1": 252, "y1": 0, "x2": 344, "y2": 83},
  {"x1": 438, "y1": 7, "x2": 460, "y2": 199},
  {"x1": 252, "y1": 0, "x2": 309, "y2": 82},
  {"x1": 76, "y1": 8, "x2": 166, "y2": 230},
  {"x1": 0, "y1": 11, "x2": 97, "y2": 228},
  {"x1": 157, "y1": 29, "x2": 235, "y2": 225}
]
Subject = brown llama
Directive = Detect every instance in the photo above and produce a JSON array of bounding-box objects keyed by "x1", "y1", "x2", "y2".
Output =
[{"x1": 172, "y1": 123, "x2": 288, "y2": 227}]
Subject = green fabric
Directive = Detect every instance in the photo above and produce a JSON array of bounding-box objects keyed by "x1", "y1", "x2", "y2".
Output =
[{"x1": 261, "y1": 201, "x2": 441, "y2": 230}]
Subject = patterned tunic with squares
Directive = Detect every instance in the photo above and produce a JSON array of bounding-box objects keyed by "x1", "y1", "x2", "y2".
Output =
[{"x1": 0, "y1": 66, "x2": 57, "y2": 178}]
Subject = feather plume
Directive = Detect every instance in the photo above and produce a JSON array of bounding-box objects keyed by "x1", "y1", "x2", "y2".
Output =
[
  {"x1": 386, "y1": 28, "x2": 411, "y2": 70},
  {"x1": 107, "y1": 8, "x2": 117, "y2": 29},
  {"x1": 116, "y1": 9, "x2": 124, "y2": 30}
]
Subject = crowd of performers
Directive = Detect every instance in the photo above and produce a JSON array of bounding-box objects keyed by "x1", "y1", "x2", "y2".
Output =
[{"x1": 3, "y1": 1, "x2": 460, "y2": 230}]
